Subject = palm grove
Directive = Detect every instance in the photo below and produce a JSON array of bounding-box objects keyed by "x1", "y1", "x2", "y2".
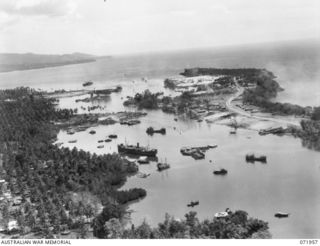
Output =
[{"x1": 0, "y1": 87, "x2": 271, "y2": 238}]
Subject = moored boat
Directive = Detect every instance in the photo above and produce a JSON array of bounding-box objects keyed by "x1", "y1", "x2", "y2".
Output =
[
  {"x1": 191, "y1": 151, "x2": 205, "y2": 160},
  {"x1": 89, "y1": 130, "x2": 96, "y2": 134},
  {"x1": 137, "y1": 156, "x2": 149, "y2": 164},
  {"x1": 213, "y1": 168, "x2": 228, "y2": 175},
  {"x1": 67, "y1": 130, "x2": 75, "y2": 135},
  {"x1": 82, "y1": 81, "x2": 93, "y2": 87},
  {"x1": 137, "y1": 172, "x2": 151, "y2": 178},
  {"x1": 274, "y1": 212, "x2": 289, "y2": 218},
  {"x1": 157, "y1": 162, "x2": 170, "y2": 171},
  {"x1": 246, "y1": 154, "x2": 267, "y2": 163},
  {"x1": 120, "y1": 119, "x2": 141, "y2": 126},
  {"x1": 118, "y1": 143, "x2": 157, "y2": 157},
  {"x1": 146, "y1": 127, "x2": 166, "y2": 135}
]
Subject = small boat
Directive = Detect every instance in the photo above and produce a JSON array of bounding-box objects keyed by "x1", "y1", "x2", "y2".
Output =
[
  {"x1": 191, "y1": 151, "x2": 205, "y2": 160},
  {"x1": 105, "y1": 139, "x2": 112, "y2": 142},
  {"x1": 83, "y1": 81, "x2": 93, "y2": 87},
  {"x1": 213, "y1": 168, "x2": 228, "y2": 175},
  {"x1": 120, "y1": 120, "x2": 141, "y2": 126},
  {"x1": 146, "y1": 127, "x2": 166, "y2": 135},
  {"x1": 157, "y1": 162, "x2": 170, "y2": 171},
  {"x1": 89, "y1": 130, "x2": 96, "y2": 134},
  {"x1": 97, "y1": 145, "x2": 104, "y2": 149},
  {"x1": 246, "y1": 154, "x2": 267, "y2": 163},
  {"x1": 181, "y1": 148, "x2": 205, "y2": 160},
  {"x1": 67, "y1": 130, "x2": 75, "y2": 135},
  {"x1": 109, "y1": 134, "x2": 118, "y2": 139},
  {"x1": 98, "y1": 140, "x2": 104, "y2": 143},
  {"x1": 137, "y1": 172, "x2": 151, "y2": 178},
  {"x1": 274, "y1": 212, "x2": 290, "y2": 218},
  {"x1": 68, "y1": 140, "x2": 77, "y2": 143},
  {"x1": 259, "y1": 127, "x2": 285, "y2": 136},
  {"x1": 127, "y1": 120, "x2": 140, "y2": 126},
  {"x1": 187, "y1": 201, "x2": 199, "y2": 207},
  {"x1": 207, "y1": 145, "x2": 218, "y2": 149},
  {"x1": 230, "y1": 130, "x2": 236, "y2": 134},
  {"x1": 137, "y1": 156, "x2": 149, "y2": 164},
  {"x1": 75, "y1": 126, "x2": 88, "y2": 132}
]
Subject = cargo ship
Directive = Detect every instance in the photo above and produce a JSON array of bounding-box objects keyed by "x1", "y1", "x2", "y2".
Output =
[{"x1": 118, "y1": 143, "x2": 157, "y2": 157}]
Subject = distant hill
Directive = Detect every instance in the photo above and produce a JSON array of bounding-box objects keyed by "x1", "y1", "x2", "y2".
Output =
[{"x1": 0, "y1": 52, "x2": 99, "y2": 72}]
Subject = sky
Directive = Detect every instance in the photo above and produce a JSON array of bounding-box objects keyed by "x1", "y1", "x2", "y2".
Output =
[{"x1": 0, "y1": 0, "x2": 319, "y2": 55}]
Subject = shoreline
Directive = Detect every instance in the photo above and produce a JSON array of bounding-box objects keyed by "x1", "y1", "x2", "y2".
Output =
[
  {"x1": 1, "y1": 67, "x2": 319, "y2": 239},
  {"x1": 0, "y1": 60, "x2": 97, "y2": 74}
]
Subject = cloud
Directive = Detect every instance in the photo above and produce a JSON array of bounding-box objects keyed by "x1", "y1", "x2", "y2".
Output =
[{"x1": 0, "y1": 0, "x2": 77, "y2": 18}]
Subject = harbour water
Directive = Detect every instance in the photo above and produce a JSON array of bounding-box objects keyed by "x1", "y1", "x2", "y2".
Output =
[{"x1": 0, "y1": 43, "x2": 320, "y2": 238}]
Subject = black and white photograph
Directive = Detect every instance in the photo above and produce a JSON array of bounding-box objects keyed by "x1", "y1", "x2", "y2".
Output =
[{"x1": 0, "y1": 0, "x2": 319, "y2": 243}]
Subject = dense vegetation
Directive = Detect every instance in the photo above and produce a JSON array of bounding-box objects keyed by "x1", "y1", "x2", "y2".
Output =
[
  {"x1": 293, "y1": 120, "x2": 320, "y2": 151},
  {"x1": 93, "y1": 209, "x2": 271, "y2": 239},
  {"x1": 180, "y1": 68, "x2": 275, "y2": 79},
  {"x1": 123, "y1": 90, "x2": 161, "y2": 109},
  {"x1": 0, "y1": 87, "x2": 145, "y2": 238},
  {"x1": 311, "y1": 107, "x2": 320, "y2": 121},
  {"x1": 180, "y1": 67, "x2": 313, "y2": 117},
  {"x1": 242, "y1": 73, "x2": 311, "y2": 116}
]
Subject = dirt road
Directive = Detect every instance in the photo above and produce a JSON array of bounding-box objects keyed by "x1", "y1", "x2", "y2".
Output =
[{"x1": 226, "y1": 83, "x2": 300, "y2": 127}]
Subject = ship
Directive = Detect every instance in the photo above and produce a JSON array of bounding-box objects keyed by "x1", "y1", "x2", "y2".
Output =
[
  {"x1": 94, "y1": 86, "x2": 122, "y2": 95},
  {"x1": 146, "y1": 127, "x2": 166, "y2": 135},
  {"x1": 118, "y1": 143, "x2": 157, "y2": 157},
  {"x1": 245, "y1": 154, "x2": 267, "y2": 163},
  {"x1": 187, "y1": 201, "x2": 199, "y2": 207},
  {"x1": 157, "y1": 162, "x2": 170, "y2": 171},
  {"x1": 83, "y1": 81, "x2": 93, "y2": 87},
  {"x1": 274, "y1": 212, "x2": 289, "y2": 218},
  {"x1": 213, "y1": 168, "x2": 228, "y2": 175}
]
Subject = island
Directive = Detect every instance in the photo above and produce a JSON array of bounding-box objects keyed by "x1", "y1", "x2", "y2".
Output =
[{"x1": 0, "y1": 53, "x2": 102, "y2": 73}]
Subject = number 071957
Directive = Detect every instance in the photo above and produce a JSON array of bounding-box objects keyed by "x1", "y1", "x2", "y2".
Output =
[{"x1": 300, "y1": 240, "x2": 318, "y2": 245}]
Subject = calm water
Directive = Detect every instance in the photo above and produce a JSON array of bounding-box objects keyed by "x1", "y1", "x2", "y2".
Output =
[{"x1": 1, "y1": 42, "x2": 320, "y2": 238}]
